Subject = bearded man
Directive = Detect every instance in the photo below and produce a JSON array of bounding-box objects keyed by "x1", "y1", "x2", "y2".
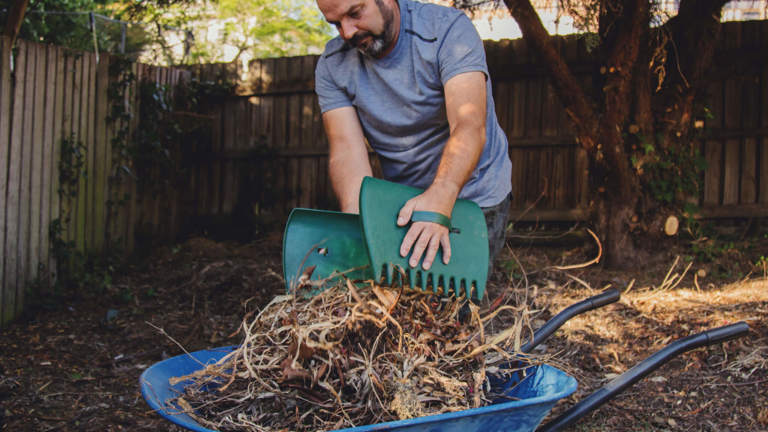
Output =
[{"x1": 314, "y1": 0, "x2": 512, "y2": 277}]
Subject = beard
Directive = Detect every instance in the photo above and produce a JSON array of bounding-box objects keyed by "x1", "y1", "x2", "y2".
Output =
[{"x1": 348, "y1": 0, "x2": 396, "y2": 58}]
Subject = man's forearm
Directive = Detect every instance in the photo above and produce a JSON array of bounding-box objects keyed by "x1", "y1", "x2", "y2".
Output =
[
  {"x1": 430, "y1": 124, "x2": 486, "y2": 213},
  {"x1": 322, "y1": 107, "x2": 373, "y2": 214},
  {"x1": 329, "y1": 154, "x2": 372, "y2": 213},
  {"x1": 429, "y1": 71, "x2": 488, "y2": 215}
]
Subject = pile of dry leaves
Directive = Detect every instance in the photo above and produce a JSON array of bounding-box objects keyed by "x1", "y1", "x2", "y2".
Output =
[{"x1": 168, "y1": 279, "x2": 541, "y2": 431}]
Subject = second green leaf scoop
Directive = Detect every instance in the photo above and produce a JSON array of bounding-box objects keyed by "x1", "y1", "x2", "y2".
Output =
[{"x1": 359, "y1": 177, "x2": 489, "y2": 299}]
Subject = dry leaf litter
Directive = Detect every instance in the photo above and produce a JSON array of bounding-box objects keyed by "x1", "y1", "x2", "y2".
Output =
[{"x1": 166, "y1": 278, "x2": 543, "y2": 431}]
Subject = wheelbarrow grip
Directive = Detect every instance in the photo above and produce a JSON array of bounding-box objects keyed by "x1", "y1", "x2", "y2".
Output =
[
  {"x1": 538, "y1": 321, "x2": 751, "y2": 432},
  {"x1": 521, "y1": 288, "x2": 620, "y2": 353}
]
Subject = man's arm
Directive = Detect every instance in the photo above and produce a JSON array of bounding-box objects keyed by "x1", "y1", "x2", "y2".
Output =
[
  {"x1": 322, "y1": 106, "x2": 373, "y2": 214},
  {"x1": 397, "y1": 71, "x2": 487, "y2": 270}
]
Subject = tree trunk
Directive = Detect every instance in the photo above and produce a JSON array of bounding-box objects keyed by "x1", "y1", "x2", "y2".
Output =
[
  {"x1": 589, "y1": 0, "x2": 648, "y2": 268},
  {"x1": 502, "y1": 0, "x2": 600, "y2": 150},
  {"x1": 596, "y1": 195, "x2": 641, "y2": 268},
  {"x1": 3, "y1": 0, "x2": 29, "y2": 45},
  {"x1": 494, "y1": 0, "x2": 731, "y2": 269}
]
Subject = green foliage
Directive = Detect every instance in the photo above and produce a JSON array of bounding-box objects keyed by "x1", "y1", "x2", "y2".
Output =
[
  {"x1": 48, "y1": 218, "x2": 117, "y2": 294},
  {"x1": 128, "y1": 77, "x2": 223, "y2": 193},
  {"x1": 690, "y1": 237, "x2": 735, "y2": 263},
  {"x1": 130, "y1": 80, "x2": 178, "y2": 192},
  {"x1": 2, "y1": 0, "x2": 98, "y2": 50},
  {"x1": 188, "y1": 0, "x2": 334, "y2": 62},
  {"x1": 58, "y1": 134, "x2": 88, "y2": 198},
  {"x1": 756, "y1": 255, "x2": 767, "y2": 269},
  {"x1": 3, "y1": 0, "x2": 332, "y2": 63},
  {"x1": 48, "y1": 135, "x2": 117, "y2": 295},
  {"x1": 629, "y1": 127, "x2": 707, "y2": 211},
  {"x1": 0, "y1": 0, "x2": 150, "y2": 54}
]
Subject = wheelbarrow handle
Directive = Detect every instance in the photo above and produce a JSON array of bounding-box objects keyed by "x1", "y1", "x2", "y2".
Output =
[
  {"x1": 538, "y1": 321, "x2": 751, "y2": 432},
  {"x1": 521, "y1": 288, "x2": 620, "y2": 353}
]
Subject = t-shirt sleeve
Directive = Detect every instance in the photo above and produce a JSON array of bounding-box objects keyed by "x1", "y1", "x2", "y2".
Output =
[
  {"x1": 315, "y1": 54, "x2": 352, "y2": 113},
  {"x1": 437, "y1": 13, "x2": 489, "y2": 85}
]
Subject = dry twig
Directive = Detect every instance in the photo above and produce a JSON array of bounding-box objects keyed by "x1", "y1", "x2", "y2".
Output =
[{"x1": 166, "y1": 281, "x2": 542, "y2": 431}]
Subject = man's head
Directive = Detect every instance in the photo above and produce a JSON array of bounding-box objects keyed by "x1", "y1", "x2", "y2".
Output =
[{"x1": 317, "y1": 0, "x2": 400, "y2": 58}]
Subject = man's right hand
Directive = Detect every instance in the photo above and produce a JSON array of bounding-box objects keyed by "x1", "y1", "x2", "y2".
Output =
[{"x1": 396, "y1": 181, "x2": 459, "y2": 270}]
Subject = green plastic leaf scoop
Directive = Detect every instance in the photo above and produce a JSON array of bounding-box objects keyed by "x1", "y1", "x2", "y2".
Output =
[
  {"x1": 358, "y1": 177, "x2": 489, "y2": 299},
  {"x1": 282, "y1": 208, "x2": 374, "y2": 295}
]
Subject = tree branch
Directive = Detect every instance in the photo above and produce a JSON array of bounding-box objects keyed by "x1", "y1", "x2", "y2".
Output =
[
  {"x1": 657, "y1": 0, "x2": 730, "y2": 146},
  {"x1": 3, "y1": 0, "x2": 30, "y2": 45},
  {"x1": 502, "y1": 0, "x2": 599, "y2": 152}
]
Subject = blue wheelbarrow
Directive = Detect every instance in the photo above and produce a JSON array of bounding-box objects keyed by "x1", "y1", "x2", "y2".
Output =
[{"x1": 140, "y1": 289, "x2": 750, "y2": 431}]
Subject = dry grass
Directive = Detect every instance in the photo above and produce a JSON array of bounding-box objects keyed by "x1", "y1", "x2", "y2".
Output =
[{"x1": 166, "y1": 279, "x2": 546, "y2": 431}]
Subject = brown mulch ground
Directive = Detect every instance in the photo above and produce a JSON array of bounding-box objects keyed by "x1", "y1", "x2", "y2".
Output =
[{"x1": 1, "y1": 226, "x2": 766, "y2": 432}]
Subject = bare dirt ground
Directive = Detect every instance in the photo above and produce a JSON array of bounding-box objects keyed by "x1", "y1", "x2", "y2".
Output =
[{"x1": 1, "y1": 224, "x2": 766, "y2": 432}]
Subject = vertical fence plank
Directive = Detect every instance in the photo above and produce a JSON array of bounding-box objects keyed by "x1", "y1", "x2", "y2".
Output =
[
  {"x1": 541, "y1": 81, "x2": 559, "y2": 138},
  {"x1": 260, "y1": 61, "x2": 276, "y2": 215},
  {"x1": 722, "y1": 77, "x2": 741, "y2": 205},
  {"x1": 492, "y1": 82, "x2": 510, "y2": 134},
  {"x1": 574, "y1": 147, "x2": 589, "y2": 210},
  {"x1": 39, "y1": 44, "x2": 57, "y2": 289},
  {"x1": 316, "y1": 155, "x2": 329, "y2": 209},
  {"x1": 151, "y1": 67, "x2": 165, "y2": 238},
  {"x1": 301, "y1": 56, "x2": 316, "y2": 151},
  {"x1": 525, "y1": 147, "x2": 541, "y2": 207},
  {"x1": 526, "y1": 78, "x2": 543, "y2": 139},
  {"x1": 722, "y1": 140, "x2": 740, "y2": 205},
  {"x1": 742, "y1": 138, "x2": 758, "y2": 204},
  {"x1": 209, "y1": 84, "x2": 223, "y2": 217},
  {"x1": 6, "y1": 42, "x2": 28, "y2": 319},
  {"x1": 551, "y1": 148, "x2": 565, "y2": 207},
  {"x1": 29, "y1": 43, "x2": 46, "y2": 289},
  {"x1": 76, "y1": 52, "x2": 93, "y2": 252},
  {"x1": 93, "y1": 54, "x2": 110, "y2": 251},
  {"x1": 703, "y1": 78, "x2": 723, "y2": 206},
  {"x1": 740, "y1": 67, "x2": 761, "y2": 204},
  {"x1": 761, "y1": 56, "x2": 768, "y2": 204},
  {"x1": 761, "y1": 137, "x2": 768, "y2": 204},
  {"x1": 18, "y1": 41, "x2": 37, "y2": 316},
  {"x1": 704, "y1": 140, "x2": 723, "y2": 205},
  {"x1": 541, "y1": 148, "x2": 554, "y2": 208},
  {"x1": 84, "y1": 52, "x2": 97, "y2": 250},
  {"x1": 50, "y1": 44, "x2": 64, "y2": 284},
  {"x1": 509, "y1": 148, "x2": 525, "y2": 212},
  {"x1": 1, "y1": 38, "x2": 22, "y2": 321},
  {"x1": 510, "y1": 81, "x2": 525, "y2": 139},
  {"x1": 313, "y1": 91, "x2": 325, "y2": 152},
  {"x1": 126, "y1": 62, "x2": 140, "y2": 253},
  {"x1": 0, "y1": 36, "x2": 11, "y2": 323},
  {"x1": 221, "y1": 97, "x2": 236, "y2": 215},
  {"x1": 60, "y1": 52, "x2": 74, "y2": 245},
  {"x1": 2, "y1": 37, "x2": 21, "y2": 322},
  {"x1": 70, "y1": 53, "x2": 84, "y2": 246},
  {"x1": 170, "y1": 69, "x2": 185, "y2": 239},
  {"x1": 288, "y1": 57, "x2": 304, "y2": 212},
  {"x1": 196, "y1": 105, "x2": 212, "y2": 217}
]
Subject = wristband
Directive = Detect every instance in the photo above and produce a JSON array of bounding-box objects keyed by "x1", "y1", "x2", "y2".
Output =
[{"x1": 411, "y1": 211, "x2": 451, "y2": 229}]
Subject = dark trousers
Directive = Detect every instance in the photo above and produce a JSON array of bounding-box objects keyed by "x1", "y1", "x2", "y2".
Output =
[{"x1": 482, "y1": 193, "x2": 511, "y2": 276}]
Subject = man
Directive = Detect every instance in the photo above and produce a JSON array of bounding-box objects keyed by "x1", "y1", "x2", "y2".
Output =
[{"x1": 314, "y1": 0, "x2": 512, "y2": 277}]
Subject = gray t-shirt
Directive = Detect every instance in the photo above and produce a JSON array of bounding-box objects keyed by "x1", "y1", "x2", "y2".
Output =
[{"x1": 315, "y1": 0, "x2": 512, "y2": 208}]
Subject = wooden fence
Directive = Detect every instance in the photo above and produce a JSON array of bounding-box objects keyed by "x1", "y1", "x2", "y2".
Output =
[
  {"x1": 2, "y1": 20, "x2": 767, "y2": 325},
  {"x1": 195, "y1": 20, "x2": 768, "y2": 225},
  {"x1": 0, "y1": 36, "x2": 191, "y2": 325}
]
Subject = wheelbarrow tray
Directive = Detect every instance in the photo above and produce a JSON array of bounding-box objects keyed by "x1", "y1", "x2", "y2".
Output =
[
  {"x1": 140, "y1": 289, "x2": 749, "y2": 432},
  {"x1": 139, "y1": 346, "x2": 577, "y2": 432}
]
